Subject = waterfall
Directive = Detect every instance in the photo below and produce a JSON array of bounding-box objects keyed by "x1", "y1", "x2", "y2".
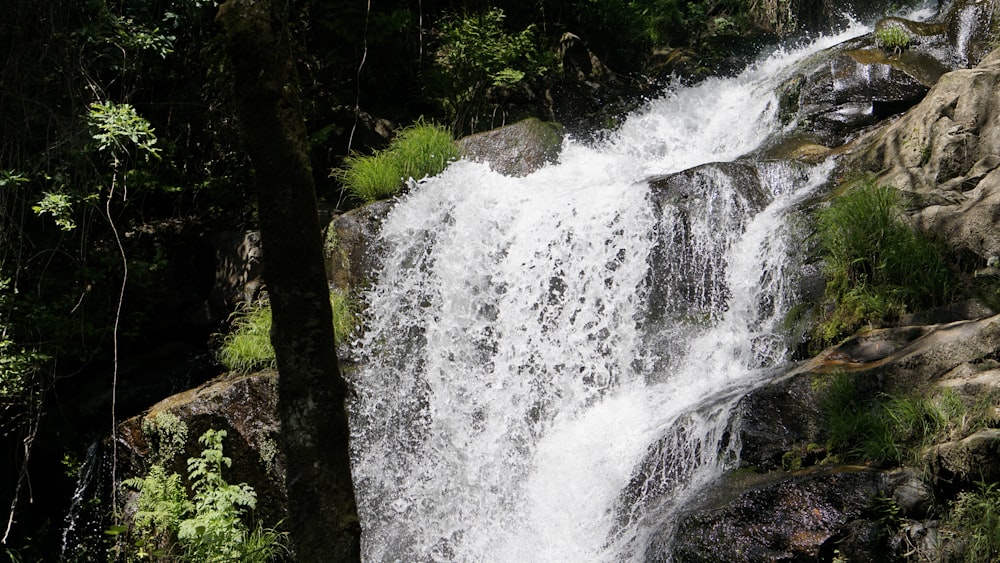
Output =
[{"x1": 349, "y1": 24, "x2": 866, "y2": 563}]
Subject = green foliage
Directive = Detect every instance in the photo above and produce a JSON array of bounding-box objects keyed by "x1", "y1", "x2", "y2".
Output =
[
  {"x1": 142, "y1": 412, "x2": 189, "y2": 465},
  {"x1": 31, "y1": 192, "x2": 77, "y2": 230},
  {"x1": 218, "y1": 300, "x2": 277, "y2": 374},
  {"x1": 122, "y1": 429, "x2": 288, "y2": 562},
  {"x1": 429, "y1": 8, "x2": 549, "y2": 133},
  {"x1": 87, "y1": 101, "x2": 162, "y2": 161},
  {"x1": 123, "y1": 464, "x2": 188, "y2": 559},
  {"x1": 0, "y1": 278, "x2": 46, "y2": 401},
  {"x1": 179, "y1": 430, "x2": 261, "y2": 561},
  {"x1": 219, "y1": 290, "x2": 358, "y2": 374},
  {"x1": 333, "y1": 121, "x2": 457, "y2": 204},
  {"x1": 816, "y1": 371, "x2": 990, "y2": 467},
  {"x1": 336, "y1": 152, "x2": 404, "y2": 204},
  {"x1": 391, "y1": 121, "x2": 461, "y2": 183},
  {"x1": 814, "y1": 180, "x2": 953, "y2": 346},
  {"x1": 947, "y1": 482, "x2": 1000, "y2": 562},
  {"x1": 875, "y1": 25, "x2": 913, "y2": 54}
]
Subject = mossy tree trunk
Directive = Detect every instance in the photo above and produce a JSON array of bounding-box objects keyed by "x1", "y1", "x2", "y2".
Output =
[{"x1": 216, "y1": 0, "x2": 361, "y2": 560}]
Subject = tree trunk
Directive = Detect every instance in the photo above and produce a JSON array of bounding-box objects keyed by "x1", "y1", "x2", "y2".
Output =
[{"x1": 216, "y1": 1, "x2": 361, "y2": 560}]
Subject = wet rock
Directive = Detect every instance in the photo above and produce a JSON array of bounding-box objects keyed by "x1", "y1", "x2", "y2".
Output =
[
  {"x1": 780, "y1": 1, "x2": 999, "y2": 148},
  {"x1": 660, "y1": 467, "x2": 891, "y2": 562},
  {"x1": 644, "y1": 162, "x2": 786, "y2": 325},
  {"x1": 886, "y1": 468, "x2": 936, "y2": 518},
  {"x1": 324, "y1": 200, "x2": 393, "y2": 291},
  {"x1": 456, "y1": 118, "x2": 565, "y2": 177},
  {"x1": 738, "y1": 371, "x2": 826, "y2": 472}
]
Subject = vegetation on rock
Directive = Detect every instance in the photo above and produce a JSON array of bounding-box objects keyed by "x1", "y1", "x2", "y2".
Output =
[
  {"x1": 813, "y1": 178, "x2": 953, "y2": 347},
  {"x1": 333, "y1": 121, "x2": 458, "y2": 203},
  {"x1": 121, "y1": 422, "x2": 288, "y2": 561},
  {"x1": 218, "y1": 290, "x2": 358, "y2": 374},
  {"x1": 875, "y1": 25, "x2": 913, "y2": 55}
]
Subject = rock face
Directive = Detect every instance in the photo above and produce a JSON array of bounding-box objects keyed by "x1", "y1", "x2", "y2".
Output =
[
  {"x1": 456, "y1": 117, "x2": 564, "y2": 177},
  {"x1": 662, "y1": 468, "x2": 891, "y2": 562},
  {"x1": 740, "y1": 314, "x2": 1000, "y2": 472},
  {"x1": 324, "y1": 200, "x2": 392, "y2": 292},
  {"x1": 770, "y1": 2, "x2": 999, "y2": 152},
  {"x1": 845, "y1": 48, "x2": 1000, "y2": 262}
]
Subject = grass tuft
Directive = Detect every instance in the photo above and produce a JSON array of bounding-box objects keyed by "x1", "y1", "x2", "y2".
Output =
[
  {"x1": 218, "y1": 290, "x2": 359, "y2": 374},
  {"x1": 947, "y1": 481, "x2": 1000, "y2": 562},
  {"x1": 813, "y1": 179, "x2": 953, "y2": 346},
  {"x1": 333, "y1": 120, "x2": 458, "y2": 204}
]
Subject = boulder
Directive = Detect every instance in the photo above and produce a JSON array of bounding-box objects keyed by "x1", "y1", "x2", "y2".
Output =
[
  {"x1": 324, "y1": 200, "x2": 393, "y2": 291},
  {"x1": 925, "y1": 428, "x2": 1000, "y2": 487},
  {"x1": 660, "y1": 467, "x2": 891, "y2": 562},
  {"x1": 456, "y1": 117, "x2": 564, "y2": 177}
]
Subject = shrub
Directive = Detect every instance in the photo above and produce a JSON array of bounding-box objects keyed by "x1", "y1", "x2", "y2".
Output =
[
  {"x1": 428, "y1": 8, "x2": 549, "y2": 134},
  {"x1": 814, "y1": 179, "x2": 952, "y2": 346},
  {"x1": 333, "y1": 121, "x2": 457, "y2": 204},
  {"x1": 218, "y1": 290, "x2": 358, "y2": 374}
]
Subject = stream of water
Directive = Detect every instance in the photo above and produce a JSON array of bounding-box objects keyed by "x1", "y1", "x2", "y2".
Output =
[{"x1": 350, "y1": 20, "x2": 871, "y2": 563}]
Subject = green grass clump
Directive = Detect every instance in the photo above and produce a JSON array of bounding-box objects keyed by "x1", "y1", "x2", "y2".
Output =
[
  {"x1": 946, "y1": 482, "x2": 1000, "y2": 562},
  {"x1": 818, "y1": 372, "x2": 951, "y2": 467},
  {"x1": 218, "y1": 300, "x2": 276, "y2": 374},
  {"x1": 218, "y1": 290, "x2": 358, "y2": 373},
  {"x1": 875, "y1": 25, "x2": 912, "y2": 54},
  {"x1": 333, "y1": 120, "x2": 458, "y2": 204},
  {"x1": 336, "y1": 152, "x2": 403, "y2": 204},
  {"x1": 814, "y1": 179, "x2": 953, "y2": 346}
]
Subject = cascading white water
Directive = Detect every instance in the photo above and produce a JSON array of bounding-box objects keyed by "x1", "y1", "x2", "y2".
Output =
[{"x1": 350, "y1": 24, "x2": 868, "y2": 563}]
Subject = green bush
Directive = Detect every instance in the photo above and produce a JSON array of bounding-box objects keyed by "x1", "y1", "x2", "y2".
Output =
[
  {"x1": 429, "y1": 8, "x2": 549, "y2": 134},
  {"x1": 814, "y1": 180, "x2": 952, "y2": 345},
  {"x1": 333, "y1": 121, "x2": 457, "y2": 204},
  {"x1": 218, "y1": 290, "x2": 358, "y2": 374}
]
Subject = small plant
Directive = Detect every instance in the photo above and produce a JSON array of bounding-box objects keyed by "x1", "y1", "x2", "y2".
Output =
[
  {"x1": 946, "y1": 481, "x2": 1000, "y2": 562},
  {"x1": 875, "y1": 25, "x2": 913, "y2": 55},
  {"x1": 218, "y1": 290, "x2": 358, "y2": 373},
  {"x1": 428, "y1": 8, "x2": 549, "y2": 133},
  {"x1": 391, "y1": 121, "x2": 460, "y2": 184},
  {"x1": 333, "y1": 121, "x2": 457, "y2": 204},
  {"x1": 336, "y1": 151, "x2": 403, "y2": 204}
]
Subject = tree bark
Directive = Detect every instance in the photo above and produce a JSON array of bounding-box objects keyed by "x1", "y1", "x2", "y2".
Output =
[{"x1": 216, "y1": 1, "x2": 361, "y2": 560}]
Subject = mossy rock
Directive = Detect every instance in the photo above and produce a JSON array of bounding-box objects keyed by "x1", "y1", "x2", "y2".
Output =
[{"x1": 456, "y1": 117, "x2": 564, "y2": 177}]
